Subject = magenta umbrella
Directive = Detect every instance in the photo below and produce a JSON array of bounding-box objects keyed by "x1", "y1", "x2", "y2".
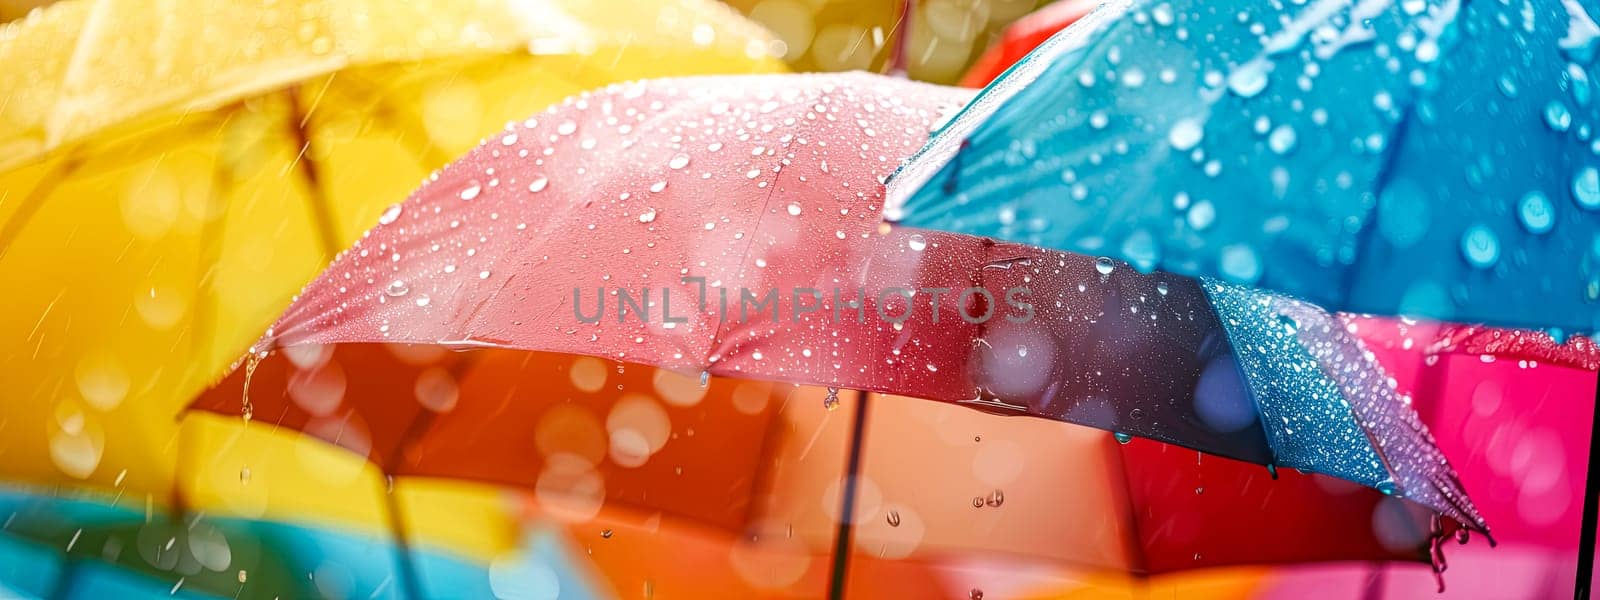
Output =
[
  {"x1": 1243, "y1": 320, "x2": 1598, "y2": 599},
  {"x1": 205, "y1": 73, "x2": 1489, "y2": 589}
]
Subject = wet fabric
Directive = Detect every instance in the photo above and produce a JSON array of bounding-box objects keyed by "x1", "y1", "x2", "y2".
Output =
[
  {"x1": 196, "y1": 72, "x2": 1486, "y2": 553},
  {"x1": 888, "y1": 0, "x2": 1600, "y2": 332}
]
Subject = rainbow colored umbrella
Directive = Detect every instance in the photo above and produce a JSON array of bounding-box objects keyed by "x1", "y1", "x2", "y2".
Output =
[{"x1": 186, "y1": 72, "x2": 1490, "y2": 596}]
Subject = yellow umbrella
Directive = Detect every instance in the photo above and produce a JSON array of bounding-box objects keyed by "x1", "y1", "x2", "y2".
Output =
[{"x1": 0, "y1": 0, "x2": 782, "y2": 508}]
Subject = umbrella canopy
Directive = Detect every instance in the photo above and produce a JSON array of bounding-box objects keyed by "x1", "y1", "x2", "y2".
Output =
[
  {"x1": 0, "y1": 0, "x2": 783, "y2": 502},
  {"x1": 885, "y1": 0, "x2": 1600, "y2": 332},
  {"x1": 192, "y1": 72, "x2": 1489, "y2": 583}
]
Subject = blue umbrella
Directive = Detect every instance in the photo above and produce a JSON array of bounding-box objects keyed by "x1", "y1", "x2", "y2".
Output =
[{"x1": 887, "y1": 0, "x2": 1600, "y2": 333}]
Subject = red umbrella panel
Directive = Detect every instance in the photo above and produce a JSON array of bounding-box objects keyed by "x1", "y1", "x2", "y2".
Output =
[
  {"x1": 960, "y1": 0, "x2": 1100, "y2": 88},
  {"x1": 193, "y1": 72, "x2": 1487, "y2": 581}
]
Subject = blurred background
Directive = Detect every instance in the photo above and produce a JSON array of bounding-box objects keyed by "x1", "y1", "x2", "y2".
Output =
[{"x1": 5, "y1": 0, "x2": 1048, "y2": 83}]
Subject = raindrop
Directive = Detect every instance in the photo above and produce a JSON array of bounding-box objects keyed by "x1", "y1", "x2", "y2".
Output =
[
  {"x1": 458, "y1": 183, "x2": 482, "y2": 201},
  {"x1": 1094, "y1": 257, "x2": 1115, "y2": 275},
  {"x1": 1156, "y1": 281, "x2": 1169, "y2": 296},
  {"x1": 746, "y1": 169, "x2": 762, "y2": 179},
  {"x1": 969, "y1": 589, "x2": 984, "y2": 600},
  {"x1": 386, "y1": 280, "x2": 410, "y2": 297},
  {"x1": 669, "y1": 154, "x2": 690, "y2": 170},
  {"x1": 1573, "y1": 166, "x2": 1600, "y2": 210},
  {"x1": 1545, "y1": 101, "x2": 1573, "y2": 132},
  {"x1": 639, "y1": 208, "x2": 658, "y2": 223},
  {"x1": 787, "y1": 203, "x2": 803, "y2": 216},
  {"x1": 500, "y1": 133, "x2": 518, "y2": 146},
  {"x1": 239, "y1": 467, "x2": 251, "y2": 484},
  {"x1": 378, "y1": 204, "x2": 403, "y2": 225},
  {"x1": 908, "y1": 234, "x2": 927, "y2": 251},
  {"x1": 1227, "y1": 60, "x2": 1270, "y2": 97},
  {"x1": 1459, "y1": 225, "x2": 1500, "y2": 268},
  {"x1": 1518, "y1": 192, "x2": 1555, "y2": 234},
  {"x1": 601, "y1": 529, "x2": 614, "y2": 539},
  {"x1": 971, "y1": 497, "x2": 984, "y2": 508},
  {"x1": 986, "y1": 489, "x2": 1005, "y2": 507},
  {"x1": 823, "y1": 387, "x2": 840, "y2": 411},
  {"x1": 1187, "y1": 200, "x2": 1216, "y2": 230},
  {"x1": 1168, "y1": 118, "x2": 1203, "y2": 151},
  {"x1": 1220, "y1": 245, "x2": 1262, "y2": 283},
  {"x1": 887, "y1": 511, "x2": 901, "y2": 527},
  {"x1": 1267, "y1": 124, "x2": 1297, "y2": 154},
  {"x1": 1113, "y1": 432, "x2": 1132, "y2": 444},
  {"x1": 650, "y1": 181, "x2": 668, "y2": 193},
  {"x1": 699, "y1": 371, "x2": 710, "y2": 387},
  {"x1": 415, "y1": 295, "x2": 431, "y2": 308},
  {"x1": 527, "y1": 175, "x2": 549, "y2": 193},
  {"x1": 1276, "y1": 313, "x2": 1299, "y2": 334},
  {"x1": 557, "y1": 120, "x2": 577, "y2": 135}
]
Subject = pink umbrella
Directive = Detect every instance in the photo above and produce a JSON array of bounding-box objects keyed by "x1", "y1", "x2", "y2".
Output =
[
  {"x1": 1244, "y1": 319, "x2": 1598, "y2": 598},
  {"x1": 198, "y1": 72, "x2": 1490, "y2": 591}
]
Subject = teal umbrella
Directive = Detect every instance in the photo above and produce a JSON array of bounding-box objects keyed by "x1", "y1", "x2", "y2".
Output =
[{"x1": 887, "y1": 0, "x2": 1600, "y2": 333}]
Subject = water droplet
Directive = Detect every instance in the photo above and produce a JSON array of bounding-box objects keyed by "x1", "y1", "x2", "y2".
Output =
[
  {"x1": 458, "y1": 183, "x2": 481, "y2": 201},
  {"x1": 886, "y1": 510, "x2": 901, "y2": 527},
  {"x1": 823, "y1": 387, "x2": 840, "y2": 411},
  {"x1": 1227, "y1": 60, "x2": 1270, "y2": 97},
  {"x1": 1156, "y1": 281, "x2": 1169, "y2": 295},
  {"x1": 639, "y1": 208, "x2": 658, "y2": 223},
  {"x1": 669, "y1": 154, "x2": 690, "y2": 170},
  {"x1": 378, "y1": 204, "x2": 403, "y2": 225},
  {"x1": 787, "y1": 203, "x2": 802, "y2": 216},
  {"x1": 415, "y1": 295, "x2": 431, "y2": 307},
  {"x1": 1545, "y1": 101, "x2": 1573, "y2": 132},
  {"x1": 1267, "y1": 124, "x2": 1297, "y2": 154},
  {"x1": 1518, "y1": 191, "x2": 1555, "y2": 234},
  {"x1": 527, "y1": 175, "x2": 549, "y2": 193},
  {"x1": 1113, "y1": 432, "x2": 1132, "y2": 444},
  {"x1": 1573, "y1": 166, "x2": 1600, "y2": 210},
  {"x1": 1267, "y1": 463, "x2": 1279, "y2": 479},
  {"x1": 1187, "y1": 200, "x2": 1216, "y2": 230},
  {"x1": 1168, "y1": 118, "x2": 1204, "y2": 151},
  {"x1": 1094, "y1": 257, "x2": 1115, "y2": 275},
  {"x1": 386, "y1": 280, "x2": 410, "y2": 297},
  {"x1": 557, "y1": 120, "x2": 577, "y2": 135},
  {"x1": 1276, "y1": 313, "x2": 1299, "y2": 334},
  {"x1": 601, "y1": 529, "x2": 614, "y2": 539},
  {"x1": 1459, "y1": 225, "x2": 1500, "y2": 268},
  {"x1": 908, "y1": 234, "x2": 927, "y2": 251},
  {"x1": 500, "y1": 133, "x2": 519, "y2": 146},
  {"x1": 969, "y1": 589, "x2": 984, "y2": 600},
  {"x1": 971, "y1": 497, "x2": 984, "y2": 508},
  {"x1": 650, "y1": 181, "x2": 667, "y2": 193},
  {"x1": 985, "y1": 489, "x2": 1004, "y2": 507},
  {"x1": 239, "y1": 467, "x2": 251, "y2": 484},
  {"x1": 1220, "y1": 244, "x2": 1262, "y2": 284}
]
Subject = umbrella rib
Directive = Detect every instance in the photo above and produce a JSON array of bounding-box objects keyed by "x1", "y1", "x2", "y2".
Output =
[
  {"x1": 1106, "y1": 430, "x2": 1151, "y2": 576},
  {"x1": 0, "y1": 155, "x2": 80, "y2": 262},
  {"x1": 825, "y1": 389, "x2": 870, "y2": 600},
  {"x1": 283, "y1": 86, "x2": 343, "y2": 259}
]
